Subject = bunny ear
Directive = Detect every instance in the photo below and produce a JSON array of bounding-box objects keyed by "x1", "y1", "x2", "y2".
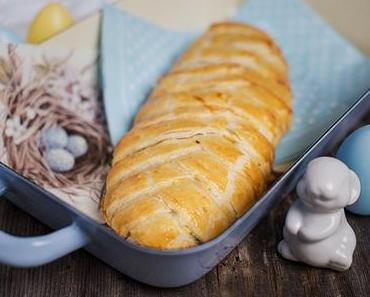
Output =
[{"x1": 349, "y1": 170, "x2": 361, "y2": 205}]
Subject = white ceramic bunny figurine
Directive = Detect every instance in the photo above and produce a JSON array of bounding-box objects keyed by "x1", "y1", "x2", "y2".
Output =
[{"x1": 278, "y1": 157, "x2": 360, "y2": 271}]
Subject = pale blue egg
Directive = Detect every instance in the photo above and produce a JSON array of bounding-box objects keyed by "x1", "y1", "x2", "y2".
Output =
[
  {"x1": 46, "y1": 148, "x2": 75, "y2": 172},
  {"x1": 0, "y1": 27, "x2": 22, "y2": 44},
  {"x1": 337, "y1": 125, "x2": 370, "y2": 215},
  {"x1": 40, "y1": 126, "x2": 68, "y2": 149},
  {"x1": 66, "y1": 135, "x2": 88, "y2": 158}
]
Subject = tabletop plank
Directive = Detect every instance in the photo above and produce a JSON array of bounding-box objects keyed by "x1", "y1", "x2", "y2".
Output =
[
  {"x1": 1, "y1": 190, "x2": 370, "y2": 297},
  {"x1": 1, "y1": 117, "x2": 370, "y2": 297}
]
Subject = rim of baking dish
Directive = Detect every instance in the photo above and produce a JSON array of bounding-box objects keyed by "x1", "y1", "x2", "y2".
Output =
[{"x1": 1, "y1": 89, "x2": 369, "y2": 256}]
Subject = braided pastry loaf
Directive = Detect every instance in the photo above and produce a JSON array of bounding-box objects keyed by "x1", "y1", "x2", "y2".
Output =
[{"x1": 101, "y1": 22, "x2": 292, "y2": 249}]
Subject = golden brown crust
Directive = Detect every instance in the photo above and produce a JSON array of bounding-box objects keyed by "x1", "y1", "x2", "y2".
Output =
[{"x1": 101, "y1": 22, "x2": 292, "y2": 249}]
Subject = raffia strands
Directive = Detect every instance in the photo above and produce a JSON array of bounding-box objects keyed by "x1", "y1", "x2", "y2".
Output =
[
  {"x1": 0, "y1": 45, "x2": 111, "y2": 194},
  {"x1": 102, "y1": 22, "x2": 293, "y2": 250}
]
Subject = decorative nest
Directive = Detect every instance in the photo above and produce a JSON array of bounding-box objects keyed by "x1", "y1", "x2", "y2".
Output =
[{"x1": 0, "y1": 45, "x2": 111, "y2": 195}]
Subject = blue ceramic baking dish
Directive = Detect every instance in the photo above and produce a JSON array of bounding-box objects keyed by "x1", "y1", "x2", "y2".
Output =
[{"x1": 0, "y1": 90, "x2": 369, "y2": 287}]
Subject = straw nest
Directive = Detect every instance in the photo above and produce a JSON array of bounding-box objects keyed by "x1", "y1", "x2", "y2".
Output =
[{"x1": 0, "y1": 45, "x2": 111, "y2": 195}]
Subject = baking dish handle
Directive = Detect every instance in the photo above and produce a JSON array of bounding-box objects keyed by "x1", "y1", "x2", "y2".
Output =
[{"x1": 0, "y1": 183, "x2": 90, "y2": 268}]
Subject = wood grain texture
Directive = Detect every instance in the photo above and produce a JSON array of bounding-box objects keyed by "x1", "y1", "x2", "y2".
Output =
[
  {"x1": 1, "y1": 116, "x2": 370, "y2": 297},
  {"x1": 1, "y1": 188, "x2": 370, "y2": 296}
]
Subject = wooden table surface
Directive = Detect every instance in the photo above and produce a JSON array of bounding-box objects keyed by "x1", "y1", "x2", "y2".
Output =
[{"x1": 1, "y1": 189, "x2": 370, "y2": 297}]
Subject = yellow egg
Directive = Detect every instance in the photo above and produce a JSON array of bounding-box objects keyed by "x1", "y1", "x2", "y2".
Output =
[{"x1": 27, "y1": 3, "x2": 74, "y2": 44}]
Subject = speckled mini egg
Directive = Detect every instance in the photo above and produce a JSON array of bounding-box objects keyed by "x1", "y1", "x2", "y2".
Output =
[
  {"x1": 46, "y1": 148, "x2": 75, "y2": 172},
  {"x1": 40, "y1": 126, "x2": 68, "y2": 149},
  {"x1": 337, "y1": 125, "x2": 370, "y2": 215},
  {"x1": 66, "y1": 134, "x2": 88, "y2": 158},
  {"x1": 26, "y1": 3, "x2": 74, "y2": 44},
  {"x1": 0, "y1": 27, "x2": 22, "y2": 44}
]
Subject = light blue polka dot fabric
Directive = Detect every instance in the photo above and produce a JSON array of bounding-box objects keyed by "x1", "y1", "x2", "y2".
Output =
[
  {"x1": 101, "y1": 6, "x2": 195, "y2": 145},
  {"x1": 101, "y1": 0, "x2": 370, "y2": 164},
  {"x1": 235, "y1": 0, "x2": 370, "y2": 162}
]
